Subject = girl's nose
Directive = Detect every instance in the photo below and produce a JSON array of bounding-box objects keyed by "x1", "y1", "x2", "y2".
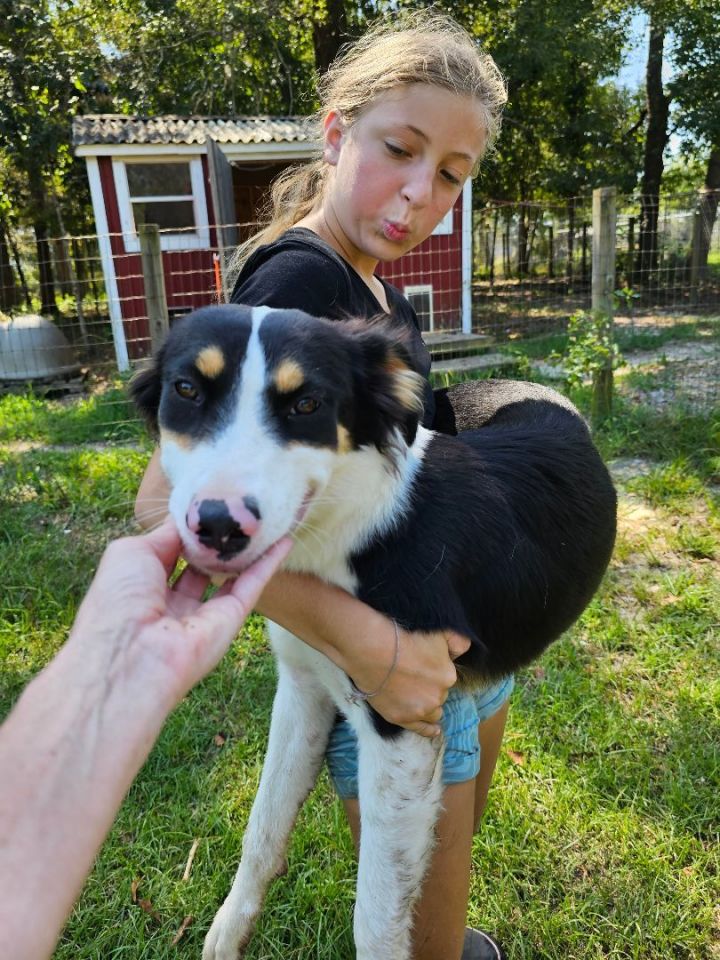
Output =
[{"x1": 401, "y1": 166, "x2": 433, "y2": 207}]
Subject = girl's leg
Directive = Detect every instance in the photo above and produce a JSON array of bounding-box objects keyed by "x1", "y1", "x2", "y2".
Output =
[{"x1": 473, "y1": 699, "x2": 510, "y2": 831}]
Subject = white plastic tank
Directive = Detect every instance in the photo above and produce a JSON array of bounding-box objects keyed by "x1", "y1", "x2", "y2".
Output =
[{"x1": 0, "y1": 314, "x2": 81, "y2": 381}]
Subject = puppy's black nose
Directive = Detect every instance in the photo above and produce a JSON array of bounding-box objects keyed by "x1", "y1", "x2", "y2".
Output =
[{"x1": 195, "y1": 498, "x2": 250, "y2": 558}]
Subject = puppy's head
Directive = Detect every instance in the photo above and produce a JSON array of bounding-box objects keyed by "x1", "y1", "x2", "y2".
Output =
[{"x1": 131, "y1": 304, "x2": 425, "y2": 573}]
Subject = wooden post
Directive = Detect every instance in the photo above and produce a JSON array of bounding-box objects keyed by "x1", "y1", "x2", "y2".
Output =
[
  {"x1": 138, "y1": 223, "x2": 169, "y2": 352},
  {"x1": 591, "y1": 187, "x2": 616, "y2": 422}
]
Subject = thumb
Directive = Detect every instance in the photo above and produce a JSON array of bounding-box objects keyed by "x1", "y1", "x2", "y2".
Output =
[{"x1": 446, "y1": 631, "x2": 471, "y2": 660}]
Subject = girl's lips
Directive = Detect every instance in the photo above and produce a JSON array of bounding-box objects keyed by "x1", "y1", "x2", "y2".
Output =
[{"x1": 382, "y1": 220, "x2": 410, "y2": 242}]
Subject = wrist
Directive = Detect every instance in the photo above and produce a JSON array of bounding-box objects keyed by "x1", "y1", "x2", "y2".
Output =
[{"x1": 60, "y1": 629, "x2": 174, "y2": 734}]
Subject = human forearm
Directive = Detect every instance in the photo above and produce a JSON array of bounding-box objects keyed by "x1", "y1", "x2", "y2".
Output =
[
  {"x1": 0, "y1": 640, "x2": 169, "y2": 960},
  {"x1": 256, "y1": 570, "x2": 390, "y2": 672},
  {"x1": 256, "y1": 571, "x2": 463, "y2": 735}
]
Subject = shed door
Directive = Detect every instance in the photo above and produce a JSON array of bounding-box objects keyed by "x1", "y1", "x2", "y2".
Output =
[{"x1": 206, "y1": 138, "x2": 239, "y2": 301}]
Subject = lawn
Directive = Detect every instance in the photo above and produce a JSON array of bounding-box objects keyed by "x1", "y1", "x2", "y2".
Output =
[{"x1": 0, "y1": 370, "x2": 718, "y2": 959}]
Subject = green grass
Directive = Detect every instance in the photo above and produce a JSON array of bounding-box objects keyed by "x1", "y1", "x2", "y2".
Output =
[
  {"x1": 1, "y1": 378, "x2": 719, "y2": 959},
  {"x1": 0, "y1": 381, "x2": 144, "y2": 445}
]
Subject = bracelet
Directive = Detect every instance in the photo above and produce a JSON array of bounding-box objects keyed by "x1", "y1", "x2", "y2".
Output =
[{"x1": 346, "y1": 619, "x2": 401, "y2": 705}]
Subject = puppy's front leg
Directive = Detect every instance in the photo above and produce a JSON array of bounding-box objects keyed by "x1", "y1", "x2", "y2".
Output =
[
  {"x1": 353, "y1": 721, "x2": 444, "y2": 960},
  {"x1": 203, "y1": 659, "x2": 335, "y2": 960}
]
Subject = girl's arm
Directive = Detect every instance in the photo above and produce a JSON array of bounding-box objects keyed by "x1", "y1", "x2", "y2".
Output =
[{"x1": 135, "y1": 452, "x2": 466, "y2": 736}]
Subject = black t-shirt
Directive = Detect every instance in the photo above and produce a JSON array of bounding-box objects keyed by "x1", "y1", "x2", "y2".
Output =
[{"x1": 230, "y1": 227, "x2": 436, "y2": 427}]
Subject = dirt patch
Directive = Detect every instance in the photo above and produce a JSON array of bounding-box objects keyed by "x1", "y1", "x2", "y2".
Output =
[
  {"x1": 617, "y1": 337, "x2": 720, "y2": 410},
  {"x1": 615, "y1": 311, "x2": 720, "y2": 332}
]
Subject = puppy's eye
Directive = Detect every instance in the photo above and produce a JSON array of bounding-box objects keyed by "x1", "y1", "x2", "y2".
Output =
[
  {"x1": 175, "y1": 380, "x2": 200, "y2": 402},
  {"x1": 291, "y1": 397, "x2": 321, "y2": 416}
]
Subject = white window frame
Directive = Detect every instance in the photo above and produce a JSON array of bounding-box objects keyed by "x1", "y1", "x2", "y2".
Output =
[
  {"x1": 404, "y1": 283, "x2": 434, "y2": 332},
  {"x1": 113, "y1": 157, "x2": 210, "y2": 253},
  {"x1": 432, "y1": 207, "x2": 454, "y2": 236}
]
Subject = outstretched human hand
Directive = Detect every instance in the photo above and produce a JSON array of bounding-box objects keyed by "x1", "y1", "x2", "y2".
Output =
[{"x1": 69, "y1": 516, "x2": 293, "y2": 707}]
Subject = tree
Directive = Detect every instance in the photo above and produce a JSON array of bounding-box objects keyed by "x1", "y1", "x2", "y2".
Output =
[
  {"x1": 0, "y1": 0, "x2": 108, "y2": 314},
  {"x1": 669, "y1": 0, "x2": 720, "y2": 278},
  {"x1": 636, "y1": 10, "x2": 671, "y2": 278}
]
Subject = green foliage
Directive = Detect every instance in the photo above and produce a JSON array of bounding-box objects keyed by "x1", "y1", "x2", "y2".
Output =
[
  {"x1": 442, "y1": 0, "x2": 643, "y2": 200},
  {"x1": 553, "y1": 308, "x2": 622, "y2": 390},
  {"x1": 0, "y1": 0, "x2": 110, "y2": 232},
  {"x1": 669, "y1": 0, "x2": 720, "y2": 150}
]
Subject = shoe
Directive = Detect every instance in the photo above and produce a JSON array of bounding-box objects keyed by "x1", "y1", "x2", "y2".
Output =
[{"x1": 461, "y1": 926, "x2": 507, "y2": 960}]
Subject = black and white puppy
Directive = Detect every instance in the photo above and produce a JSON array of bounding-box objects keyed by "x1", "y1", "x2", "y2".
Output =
[{"x1": 131, "y1": 303, "x2": 616, "y2": 960}]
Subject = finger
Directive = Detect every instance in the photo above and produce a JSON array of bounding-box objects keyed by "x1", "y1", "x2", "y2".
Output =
[
  {"x1": 141, "y1": 516, "x2": 184, "y2": 573},
  {"x1": 227, "y1": 538, "x2": 293, "y2": 611},
  {"x1": 186, "y1": 538, "x2": 294, "y2": 645},
  {"x1": 403, "y1": 721, "x2": 442, "y2": 738},
  {"x1": 446, "y1": 631, "x2": 471, "y2": 660},
  {"x1": 171, "y1": 564, "x2": 211, "y2": 601}
]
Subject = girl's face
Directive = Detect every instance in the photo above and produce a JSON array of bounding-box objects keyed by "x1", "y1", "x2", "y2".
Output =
[{"x1": 321, "y1": 84, "x2": 486, "y2": 277}]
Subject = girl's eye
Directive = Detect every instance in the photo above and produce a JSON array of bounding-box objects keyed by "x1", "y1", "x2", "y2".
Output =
[
  {"x1": 175, "y1": 380, "x2": 200, "y2": 402},
  {"x1": 385, "y1": 141, "x2": 408, "y2": 158},
  {"x1": 291, "y1": 397, "x2": 321, "y2": 416},
  {"x1": 441, "y1": 170, "x2": 462, "y2": 186}
]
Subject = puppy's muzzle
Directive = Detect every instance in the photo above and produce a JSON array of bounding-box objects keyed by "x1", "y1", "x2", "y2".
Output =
[{"x1": 187, "y1": 495, "x2": 261, "y2": 560}]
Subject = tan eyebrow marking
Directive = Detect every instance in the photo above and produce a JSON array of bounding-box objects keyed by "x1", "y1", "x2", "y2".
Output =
[
  {"x1": 160, "y1": 427, "x2": 194, "y2": 450},
  {"x1": 274, "y1": 358, "x2": 305, "y2": 394},
  {"x1": 337, "y1": 424, "x2": 353, "y2": 454},
  {"x1": 195, "y1": 345, "x2": 225, "y2": 379}
]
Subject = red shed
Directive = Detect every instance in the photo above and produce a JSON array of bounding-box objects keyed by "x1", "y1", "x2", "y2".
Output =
[{"x1": 73, "y1": 115, "x2": 473, "y2": 371}]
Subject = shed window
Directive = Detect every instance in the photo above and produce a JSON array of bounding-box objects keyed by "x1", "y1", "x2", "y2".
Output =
[
  {"x1": 113, "y1": 158, "x2": 210, "y2": 252},
  {"x1": 405, "y1": 284, "x2": 434, "y2": 332}
]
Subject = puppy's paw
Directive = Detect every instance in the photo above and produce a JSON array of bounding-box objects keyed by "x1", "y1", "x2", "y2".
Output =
[{"x1": 202, "y1": 902, "x2": 255, "y2": 960}]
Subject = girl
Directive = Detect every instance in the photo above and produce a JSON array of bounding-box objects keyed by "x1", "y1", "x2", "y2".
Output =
[{"x1": 136, "y1": 12, "x2": 509, "y2": 959}]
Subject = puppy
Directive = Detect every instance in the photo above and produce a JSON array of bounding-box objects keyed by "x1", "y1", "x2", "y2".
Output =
[{"x1": 132, "y1": 303, "x2": 616, "y2": 960}]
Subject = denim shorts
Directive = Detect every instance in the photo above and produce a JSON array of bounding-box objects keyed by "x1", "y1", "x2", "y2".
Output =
[{"x1": 326, "y1": 675, "x2": 515, "y2": 800}]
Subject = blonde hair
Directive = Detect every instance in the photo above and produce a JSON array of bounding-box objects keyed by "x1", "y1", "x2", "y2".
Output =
[{"x1": 228, "y1": 10, "x2": 507, "y2": 280}]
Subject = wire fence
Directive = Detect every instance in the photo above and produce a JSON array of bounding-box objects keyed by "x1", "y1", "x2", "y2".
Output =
[{"x1": 1, "y1": 190, "x2": 718, "y2": 427}]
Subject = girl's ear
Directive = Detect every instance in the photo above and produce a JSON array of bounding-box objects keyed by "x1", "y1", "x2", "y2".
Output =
[{"x1": 322, "y1": 110, "x2": 345, "y2": 166}]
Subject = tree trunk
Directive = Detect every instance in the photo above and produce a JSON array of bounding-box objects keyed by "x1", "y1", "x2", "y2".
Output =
[
  {"x1": 34, "y1": 222, "x2": 58, "y2": 316},
  {"x1": 28, "y1": 171, "x2": 58, "y2": 316},
  {"x1": 489, "y1": 209, "x2": 499, "y2": 285},
  {"x1": 312, "y1": 0, "x2": 348, "y2": 74},
  {"x1": 517, "y1": 206, "x2": 529, "y2": 277},
  {"x1": 0, "y1": 218, "x2": 19, "y2": 312},
  {"x1": 637, "y1": 21, "x2": 671, "y2": 281},
  {"x1": 566, "y1": 198, "x2": 576, "y2": 288},
  {"x1": 689, "y1": 147, "x2": 720, "y2": 282}
]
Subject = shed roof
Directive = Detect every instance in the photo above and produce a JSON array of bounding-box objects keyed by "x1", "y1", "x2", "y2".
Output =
[{"x1": 72, "y1": 115, "x2": 317, "y2": 147}]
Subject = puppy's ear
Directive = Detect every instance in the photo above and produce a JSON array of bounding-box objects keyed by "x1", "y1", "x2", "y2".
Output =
[
  {"x1": 346, "y1": 323, "x2": 426, "y2": 454},
  {"x1": 129, "y1": 348, "x2": 164, "y2": 435}
]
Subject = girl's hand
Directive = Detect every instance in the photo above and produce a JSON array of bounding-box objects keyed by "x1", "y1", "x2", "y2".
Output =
[
  {"x1": 256, "y1": 570, "x2": 470, "y2": 739},
  {"x1": 345, "y1": 622, "x2": 470, "y2": 738}
]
